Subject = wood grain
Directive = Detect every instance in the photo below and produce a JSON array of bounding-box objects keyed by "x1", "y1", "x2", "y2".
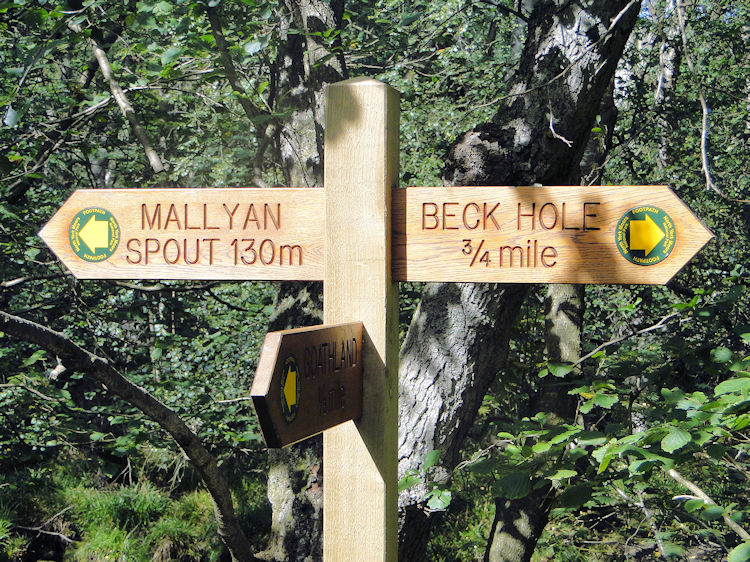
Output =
[
  {"x1": 392, "y1": 185, "x2": 713, "y2": 284},
  {"x1": 40, "y1": 185, "x2": 711, "y2": 285},
  {"x1": 38, "y1": 187, "x2": 324, "y2": 280},
  {"x1": 323, "y1": 78, "x2": 400, "y2": 562}
]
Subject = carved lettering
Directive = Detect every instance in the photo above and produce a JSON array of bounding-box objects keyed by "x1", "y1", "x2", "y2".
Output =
[{"x1": 126, "y1": 237, "x2": 219, "y2": 265}]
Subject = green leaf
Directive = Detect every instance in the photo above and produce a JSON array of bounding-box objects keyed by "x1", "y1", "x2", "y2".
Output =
[
  {"x1": 592, "y1": 441, "x2": 616, "y2": 473},
  {"x1": 426, "y1": 488, "x2": 451, "y2": 511},
  {"x1": 494, "y1": 472, "x2": 531, "y2": 500},
  {"x1": 397, "y1": 473, "x2": 421, "y2": 493},
  {"x1": 152, "y1": 0, "x2": 171, "y2": 13},
  {"x1": 532, "y1": 441, "x2": 551, "y2": 454},
  {"x1": 576, "y1": 431, "x2": 607, "y2": 446},
  {"x1": 700, "y1": 504, "x2": 724, "y2": 521},
  {"x1": 728, "y1": 542, "x2": 750, "y2": 562},
  {"x1": 548, "y1": 428, "x2": 581, "y2": 445},
  {"x1": 547, "y1": 362, "x2": 575, "y2": 377},
  {"x1": 400, "y1": 12, "x2": 421, "y2": 26},
  {"x1": 732, "y1": 414, "x2": 750, "y2": 431},
  {"x1": 244, "y1": 35, "x2": 270, "y2": 55},
  {"x1": 22, "y1": 349, "x2": 46, "y2": 367},
  {"x1": 715, "y1": 377, "x2": 750, "y2": 396},
  {"x1": 661, "y1": 427, "x2": 691, "y2": 453},
  {"x1": 260, "y1": 6, "x2": 273, "y2": 19},
  {"x1": 593, "y1": 393, "x2": 618, "y2": 409},
  {"x1": 711, "y1": 346, "x2": 733, "y2": 363},
  {"x1": 546, "y1": 469, "x2": 577, "y2": 480},
  {"x1": 706, "y1": 443, "x2": 726, "y2": 459},
  {"x1": 468, "y1": 458, "x2": 496, "y2": 475},
  {"x1": 423, "y1": 449, "x2": 440, "y2": 470},
  {"x1": 661, "y1": 387, "x2": 684, "y2": 404},
  {"x1": 684, "y1": 499, "x2": 705, "y2": 512},
  {"x1": 730, "y1": 511, "x2": 746, "y2": 523},
  {"x1": 661, "y1": 542, "x2": 685, "y2": 557},
  {"x1": 629, "y1": 458, "x2": 658, "y2": 475},
  {"x1": 150, "y1": 347, "x2": 163, "y2": 362},
  {"x1": 161, "y1": 46, "x2": 181, "y2": 66},
  {"x1": 557, "y1": 484, "x2": 592, "y2": 508}
]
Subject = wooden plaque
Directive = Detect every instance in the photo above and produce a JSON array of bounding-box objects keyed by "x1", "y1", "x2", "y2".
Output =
[
  {"x1": 392, "y1": 185, "x2": 713, "y2": 284},
  {"x1": 38, "y1": 188, "x2": 324, "y2": 280},
  {"x1": 250, "y1": 322, "x2": 363, "y2": 448}
]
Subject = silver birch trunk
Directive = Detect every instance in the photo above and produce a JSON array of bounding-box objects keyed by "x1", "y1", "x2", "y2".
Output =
[{"x1": 398, "y1": 2, "x2": 642, "y2": 560}]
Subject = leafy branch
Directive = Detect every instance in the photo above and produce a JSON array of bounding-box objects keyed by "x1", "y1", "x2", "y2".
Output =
[{"x1": 0, "y1": 310, "x2": 255, "y2": 562}]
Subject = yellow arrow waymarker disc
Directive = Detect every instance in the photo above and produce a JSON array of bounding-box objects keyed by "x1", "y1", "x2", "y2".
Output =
[
  {"x1": 280, "y1": 355, "x2": 300, "y2": 423},
  {"x1": 629, "y1": 213, "x2": 665, "y2": 256},
  {"x1": 68, "y1": 207, "x2": 120, "y2": 262},
  {"x1": 79, "y1": 214, "x2": 110, "y2": 254},
  {"x1": 615, "y1": 206, "x2": 676, "y2": 266},
  {"x1": 284, "y1": 365, "x2": 298, "y2": 408}
]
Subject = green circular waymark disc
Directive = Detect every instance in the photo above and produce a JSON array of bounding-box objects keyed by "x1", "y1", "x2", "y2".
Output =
[
  {"x1": 280, "y1": 355, "x2": 300, "y2": 423},
  {"x1": 615, "y1": 206, "x2": 675, "y2": 266},
  {"x1": 69, "y1": 207, "x2": 120, "y2": 262}
]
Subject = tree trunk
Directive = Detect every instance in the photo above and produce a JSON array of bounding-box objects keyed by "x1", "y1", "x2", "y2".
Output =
[
  {"x1": 258, "y1": 1, "x2": 346, "y2": 560},
  {"x1": 274, "y1": 0, "x2": 346, "y2": 188},
  {"x1": 398, "y1": 1, "x2": 642, "y2": 559},
  {"x1": 653, "y1": 0, "x2": 681, "y2": 171},
  {"x1": 484, "y1": 65, "x2": 619, "y2": 561}
]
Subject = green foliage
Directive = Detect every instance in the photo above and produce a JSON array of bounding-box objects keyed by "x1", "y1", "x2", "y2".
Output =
[
  {"x1": 399, "y1": 449, "x2": 453, "y2": 511},
  {"x1": 0, "y1": 515, "x2": 28, "y2": 561},
  {"x1": 729, "y1": 542, "x2": 750, "y2": 562},
  {"x1": 66, "y1": 482, "x2": 169, "y2": 532},
  {"x1": 66, "y1": 483, "x2": 224, "y2": 561}
]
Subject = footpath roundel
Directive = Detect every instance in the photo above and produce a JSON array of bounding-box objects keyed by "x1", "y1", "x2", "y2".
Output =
[
  {"x1": 69, "y1": 207, "x2": 120, "y2": 262},
  {"x1": 280, "y1": 355, "x2": 300, "y2": 423},
  {"x1": 615, "y1": 206, "x2": 675, "y2": 266}
]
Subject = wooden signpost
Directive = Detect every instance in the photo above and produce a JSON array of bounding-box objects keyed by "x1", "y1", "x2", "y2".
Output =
[
  {"x1": 392, "y1": 185, "x2": 713, "y2": 284},
  {"x1": 38, "y1": 77, "x2": 713, "y2": 562}
]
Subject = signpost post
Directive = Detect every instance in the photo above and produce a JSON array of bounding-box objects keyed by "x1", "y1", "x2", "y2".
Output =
[
  {"x1": 322, "y1": 78, "x2": 400, "y2": 562},
  {"x1": 38, "y1": 77, "x2": 713, "y2": 561}
]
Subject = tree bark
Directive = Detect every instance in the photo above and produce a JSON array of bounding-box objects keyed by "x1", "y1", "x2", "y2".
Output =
[
  {"x1": 653, "y1": 0, "x2": 681, "y2": 171},
  {"x1": 274, "y1": 0, "x2": 346, "y2": 188},
  {"x1": 206, "y1": 5, "x2": 269, "y2": 186},
  {"x1": 85, "y1": 31, "x2": 166, "y2": 174},
  {"x1": 257, "y1": 1, "x2": 346, "y2": 559},
  {"x1": 398, "y1": 2, "x2": 642, "y2": 559},
  {"x1": 0, "y1": 311, "x2": 255, "y2": 562},
  {"x1": 256, "y1": 288, "x2": 324, "y2": 562}
]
